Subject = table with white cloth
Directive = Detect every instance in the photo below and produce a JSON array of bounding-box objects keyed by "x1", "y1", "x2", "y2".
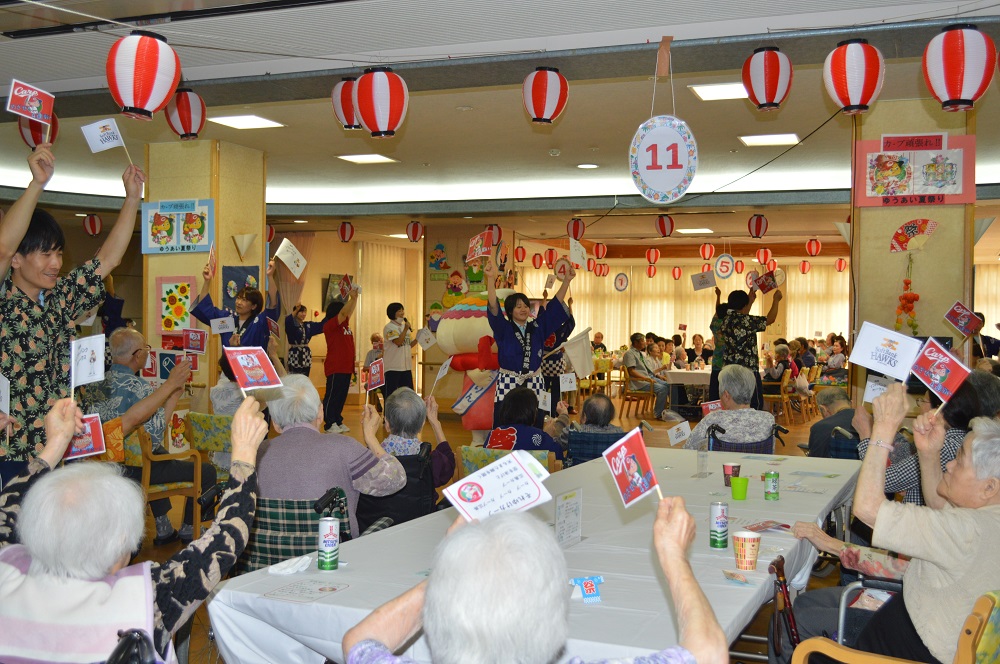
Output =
[
  {"x1": 660, "y1": 367, "x2": 711, "y2": 385},
  {"x1": 208, "y1": 449, "x2": 860, "y2": 664}
]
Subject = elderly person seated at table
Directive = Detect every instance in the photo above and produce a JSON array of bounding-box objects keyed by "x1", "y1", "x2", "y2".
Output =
[
  {"x1": 485, "y1": 387, "x2": 564, "y2": 461},
  {"x1": 379, "y1": 387, "x2": 455, "y2": 488},
  {"x1": 807, "y1": 387, "x2": 858, "y2": 459},
  {"x1": 554, "y1": 393, "x2": 625, "y2": 451},
  {"x1": 686, "y1": 333, "x2": 713, "y2": 365},
  {"x1": 342, "y1": 497, "x2": 728, "y2": 664},
  {"x1": 822, "y1": 336, "x2": 849, "y2": 377},
  {"x1": 794, "y1": 336, "x2": 815, "y2": 369},
  {"x1": 762, "y1": 344, "x2": 796, "y2": 395},
  {"x1": 255, "y1": 374, "x2": 406, "y2": 538},
  {"x1": 0, "y1": 397, "x2": 268, "y2": 664},
  {"x1": 685, "y1": 365, "x2": 774, "y2": 451}
]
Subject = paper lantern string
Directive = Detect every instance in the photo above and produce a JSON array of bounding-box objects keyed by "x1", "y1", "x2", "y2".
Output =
[{"x1": 570, "y1": 575, "x2": 605, "y2": 604}]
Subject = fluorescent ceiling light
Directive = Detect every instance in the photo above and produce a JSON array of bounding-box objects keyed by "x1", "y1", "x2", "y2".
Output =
[
  {"x1": 676, "y1": 228, "x2": 713, "y2": 234},
  {"x1": 688, "y1": 83, "x2": 748, "y2": 101},
  {"x1": 207, "y1": 115, "x2": 284, "y2": 129},
  {"x1": 387, "y1": 233, "x2": 408, "y2": 239},
  {"x1": 75, "y1": 213, "x2": 87, "y2": 217},
  {"x1": 576, "y1": 163, "x2": 599, "y2": 169},
  {"x1": 337, "y1": 154, "x2": 399, "y2": 164},
  {"x1": 293, "y1": 219, "x2": 308, "y2": 224},
  {"x1": 739, "y1": 133, "x2": 800, "y2": 147}
]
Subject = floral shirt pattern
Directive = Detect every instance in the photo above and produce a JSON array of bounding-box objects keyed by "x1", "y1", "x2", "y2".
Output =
[
  {"x1": 0, "y1": 259, "x2": 105, "y2": 461},
  {"x1": 720, "y1": 310, "x2": 767, "y2": 369},
  {"x1": 83, "y1": 363, "x2": 166, "y2": 447}
]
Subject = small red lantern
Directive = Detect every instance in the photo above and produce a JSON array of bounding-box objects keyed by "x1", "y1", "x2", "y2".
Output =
[
  {"x1": 567, "y1": 217, "x2": 586, "y2": 241},
  {"x1": 486, "y1": 224, "x2": 502, "y2": 245},
  {"x1": 586, "y1": 257, "x2": 597, "y2": 272},
  {"x1": 671, "y1": 266, "x2": 682, "y2": 280},
  {"x1": 338, "y1": 222, "x2": 355, "y2": 243},
  {"x1": 645, "y1": 248, "x2": 661, "y2": 265},
  {"x1": 823, "y1": 39, "x2": 885, "y2": 115},
  {"x1": 742, "y1": 47, "x2": 793, "y2": 111},
  {"x1": 655, "y1": 214, "x2": 674, "y2": 238},
  {"x1": 105, "y1": 30, "x2": 181, "y2": 119},
  {"x1": 164, "y1": 88, "x2": 206, "y2": 140},
  {"x1": 593, "y1": 243, "x2": 608, "y2": 260},
  {"x1": 799, "y1": 260, "x2": 811, "y2": 275},
  {"x1": 599, "y1": 264, "x2": 611, "y2": 277},
  {"x1": 755, "y1": 248, "x2": 772, "y2": 265},
  {"x1": 353, "y1": 67, "x2": 409, "y2": 138},
  {"x1": 701, "y1": 263, "x2": 713, "y2": 273},
  {"x1": 835, "y1": 258, "x2": 849, "y2": 272},
  {"x1": 514, "y1": 246, "x2": 527, "y2": 262},
  {"x1": 522, "y1": 67, "x2": 568, "y2": 123},
  {"x1": 767, "y1": 259, "x2": 778, "y2": 272},
  {"x1": 805, "y1": 238, "x2": 822, "y2": 256},
  {"x1": 646, "y1": 265, "x2": 657, "y2": 278},
  {"x1": 83, "y1": 214, "x2": 102, "y2": 237},
  {"x1": 734, "y1": 260, "x2": 745, "y2": 274},
  {"x1": 406, "y1": 220, "x2": 424, "y2": 242},
  {"x1": 748, "y1": 214, "x2": 768, "y2": 239},
  {"x1": 923, "y1": 24, "x2": 997, "y2": 112},
  {"x1": 544, "y1": 248, "x2": 558, "y2": 268},
  {"x1": 699, "y1": 243, "x2": 715, "y2": 261},
  {"x1": 331, "y1": 77, "x2": 362, "y2": 129},
  {"x1": 18, "y1": 114, "x2": 59, "y2": 149},
  {"x1": 532, "y1": 253, "x2": 543, "y2": 269},
  {"x1": 266, "y1": 225, "x2": 276, "y2": 243}
]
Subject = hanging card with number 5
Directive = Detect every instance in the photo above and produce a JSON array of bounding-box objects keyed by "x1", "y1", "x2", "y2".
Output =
[{"x1": 630, "y1": 115, "x2": 698, "y2": 204}]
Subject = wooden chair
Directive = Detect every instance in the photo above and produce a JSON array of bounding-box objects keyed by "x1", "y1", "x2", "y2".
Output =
[
  {"x1": 456, "y1": 446, "x2": 559, "y2": 478},
  {"x1": 127, "y1": 427, "x2": 203, "y2": 541},
  {"x1": 619, "y1": 372, "x2": 655, "y2": 419},
  {"x1": 762, "y1": 369, "x2": 795, "y2": 426},
  {"x1": 591, "y1": 358, "x2": 613, "y2": 394},
  {"x1": 791, "y1": 590, "x2": 999, "y2": 664}
]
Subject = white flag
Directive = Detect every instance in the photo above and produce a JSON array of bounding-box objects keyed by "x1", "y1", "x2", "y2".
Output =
[
  {"x1": 71, "y1": 334, "x2": 106, "y2": 390},
  {"x1": 562, "y1": 327, "x2": 594, "y2": 378},
  {"x1": 851, "y1": 321, "x2": 923, "y2": 382},
  {"x1": 569, "y1": 238, "x2": 587, "y2": 268},
  {"x1": 80, "y1": 118, "x2": 125, "y2": 153},
  {"x1": 274, "y1": 237, "x2": 307, "y2": 279}
]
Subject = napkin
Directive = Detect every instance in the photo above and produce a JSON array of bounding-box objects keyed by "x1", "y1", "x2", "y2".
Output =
[{"x1": 268, "y1": 555, "x2": 311, "y2": 575}]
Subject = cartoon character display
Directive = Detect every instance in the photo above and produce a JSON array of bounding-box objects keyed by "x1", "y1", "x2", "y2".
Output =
[
  {"x1": 465, "y1": 257, "x2": 485, "y2": 290},
  {"x1": 442, "y1": 270, "x2": 468, "y2": 309},
  {"x1": 150, "y1": 213, "x2": 174, "y2": 246},
  {"x1": 868, "y1": 153, "x2": 912, "y2": 196},
  {"x1": 182, "y1": 212, "x2": 206, "y2": 244},
  {"x1": 428, "y1": 243, "x2": 451, "y2": 270}
]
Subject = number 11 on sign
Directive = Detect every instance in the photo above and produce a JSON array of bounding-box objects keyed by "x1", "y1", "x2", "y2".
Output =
[
  {"x1": 630, "y1": 115, "x2": 698, "y2": 205},
  {"x1": 645, "y1": 143, "x2": 682, "y2": 170}
]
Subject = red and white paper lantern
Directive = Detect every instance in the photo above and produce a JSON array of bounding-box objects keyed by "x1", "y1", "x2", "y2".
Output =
[
  {"x1": 755, "y1": 248, "x2": 772, "y2": 265},
  {"x1": 799, "y1": 260, "x2": 811, "y2": 275},
  {"x1": 766, "y1": 259, "x2": 778, "y2": 272},
  {"x1": 17, "y1": 114, "x2": 59, "y2": 149},
  {"x1": 331, "y1": 77, "x2": 362, "y2": 129},
  {"x1": 835, "y1": 257, "x2": 849, "y2": 272},
  {"x1": 353, "y1": 67, "x2": 409, "y2": 138},
  {"x1": 742, "y1": 47, "x2": 793, "y2": 111},
  {"x1": 655, "y1": 214, "x2": 675, "y2": 238},
  {"x1": 265, "y1": 225, "x2": 276, "y2": 243},
  {"x1": 514, "y1": 246, "x2": 527, "y2": 262},
  {"x1": 486, "y1": 224, "x2": 503, "y2": 245},
  {"x1": 701, "y1": 263, "x2": 713, "y2": 273},
  {"x1": 83, "y1": 214, "x2": 102, "y2": 237},
  {"x1": 646, "y1": 265, "x2": 657, "y2": 278},
  {"x1": 567, "y1": 217, "x2": 586, "y2": 240},
  {"x1": 593, "y1": 243, "x2": 608, "y2": 260},
  {"x1": 923, "y1": 24, "x2": 997, "y2": 112},
  {"x1": 532, "y1": 253, "x2": 544, "y2": 269},
  {"x1": 164, "y1": 88, "x2": 206, "y2": 140},
  {"x1": 338, "y1": 222, "x2": 355, "y2": 243},
  {"x1": 734, "y1": 259, "x2": 745, "y2": 274},
  {"x1": 805, "y1": 238, "x2": 822, "y2": 256},
  {"x1": 586, "y1": 257, "x2": 597, "y2": 272},
  {"x1": 645, "y1": 248, "x2": 661, "y2": 265},
  {"x1": 671, "y1": 266, "x2": 682, "y2": 280},
  {"x1": 106, "y1": 30, "x2": 181, "y2": 120},
  {"x1": 823, "y1": 39, "x2": 885, "y2": 115},
  {"x1": 599, "y1": 263, "x2": 611, "y2": 277},
  {"x1": 699, "y1": 243, "x2": 715, "y2": 261},
  {"x1": 748, "y1": 214, "x2": 769, "y2": 238},
  {"x1": 544, "y1": 248, "x2": 558, "y2": 268},
  {"x1": 522, "y1": 67, "x2": 568, "y2": 124},
  {"x1": 406, "y1": 220, "x2": 424, "y2": 242}
]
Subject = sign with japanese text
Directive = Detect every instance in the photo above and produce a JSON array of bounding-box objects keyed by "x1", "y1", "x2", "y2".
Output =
[
  {"x1": 443, "y1": 449, "x2": 552, "y2": 521},
  {"x1": 141, "y1": 199, "x2": 214, "y2": 255},
  {"x1": 911, "y1": 338, "x2": 970, "y2": 403}
]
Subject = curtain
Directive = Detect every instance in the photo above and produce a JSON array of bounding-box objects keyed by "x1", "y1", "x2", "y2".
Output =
[
  {"x1": 358, "y1": 242, "x2": 412, "y2": 364},
  {"x1": 784, "y1": 264, "x2": 850, "y2": 339},
  {"x1": 274, "y1": 232, "x2": 316, "y2": 356},
  {"x1": 974, "y1": 265, "x2": 1000, "y2": 332}
]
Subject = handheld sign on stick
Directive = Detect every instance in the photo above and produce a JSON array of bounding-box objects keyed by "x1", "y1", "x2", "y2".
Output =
[
  {"x1": 910, "y1": 338, "x2": 970, "y2": 415},
  {"x1": 443, "y1": 449, "x2": 551, "y2": 522},
  {"x1": 366, "y1": 358, "x2": 386, "y2": 393},
  {"x1": 602, "y1": 428, "x2": 662, "y2": 507},
  {"x1": 80, "y1": 118, "x2": 132, "y2": 164},
  {"x1": 223, "y1": 346, "x2": 283, "y2": 398}
]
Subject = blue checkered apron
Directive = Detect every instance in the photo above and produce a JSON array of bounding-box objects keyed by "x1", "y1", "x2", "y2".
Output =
[{"x1": 494, "y1": 369, "x2": 545, "y2": 405}]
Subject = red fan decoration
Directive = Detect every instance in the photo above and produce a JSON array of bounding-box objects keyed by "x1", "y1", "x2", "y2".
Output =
[
  {"x1": 755, "y1": 248, "x2": 772, "y2": 265},
  {"x1": 586, "y1": 257, "x2": 597, "y2": 272},
  {"x1": 671, "y1": 266, "x2": 682, "y2": 280},
  {"x1": 593, "y1": 243, "x2": 608, "y2": 260},
  {"x1": 734, "y1": 260, "x2": 745, "y2": 274},
  {"x1": 486, "y1": 224, "x2": 502, "y2": 245},
  {"x1": 766, "y1": 259, "x2": 778, "y2": 272},
  {"x1": 835, "y1": 258, "x2": 849, "y2": 272},
  {"x1": 748, "y1": 214, "x2": 768, "y2": 238},
  {"x1": 566, "y1": 217, "x2": 586, "y2": 241},
  {"x1": 923, "y1": 24, "x2": 996, "y2": 112},
  {"x1": 106, "y1": 30, "x2": 181, "y2": 119},
  {"x1": 532, "y1": 253, "x2": 544, "y2": 269},
  {"x1": 646, "y1": 265, "x2": 657, "y2": 278},
  {"x1": 742, "y1": 47, "x2": 793, "y2": 111},
  {"x1": 514, "y1": 246, "x2": 527, "y2": 262},
  {"x1": 164, "y1": 88, "x2": 206, "y2": 140},
  {"x1": 655, "y1": 214, "x2": 675, "y2": 238},
  {"x1": 805, "y1": 238, "x2": 822, "y2": 256},
  {"x1": 338, "y1": 222, "x2": 355, "y2": 243},
  {"x1": 406, "y1": 220, "x2": 424, "y2": 242},
  {"x1": 331, "y1": 77, "x2": 362, "y2": 129},
  {"x1": 701, "y1": 263, "x2": 712, "y2": 273},
  {"x1": 544, "y1": 248, "x2": 558, "y2": 268},
  {"x1": 17, "y1": 114, "x2": 59, "y2": 149},
  {"x1": 645, "y1": 248, "x2": 661, "y2": 265},
  {"x1": 265, "y1": 225, "x2": 276, "y2": 243},
  {"x1": 353, "y1": 67, "x2": 409, "y2": 138},
  {"x1": 823, "y1": 39, "x2": 885, "y2": 115},
  {"x1": 699, "y1": 243, "x2": 715, "y2": 261},
  {"x1": 83, "y1": 214, "x2": 102, "y2": 237},
  {"x1": 799, "y1": 260, "x2": 811, "y2": 275},
  {"x1": 522, "y1": 67, "x2": 568, "y2": 123}
]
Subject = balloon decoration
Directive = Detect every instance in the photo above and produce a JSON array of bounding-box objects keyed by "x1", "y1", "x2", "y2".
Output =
[
  {"x1": 755, "y1": 248, "x2": 772, "y2": 265},
  {"x1": 646, "y1": 265, "x2": 657, "y2": 278},
  {"x1": 353, "y1": 67, "x2": 409, "y2": 138},
  {"x1": 734, "y1": 259, "x2": 745, "y2": 274},
  {"x1": 164, "y1": 88, "x2": 206, "y2": 140},
  {"x1": 514, "y1": 246, "x2": 527, "y2": 262},
  {"x1": 671, "y1": 266, "x2": 682, "y2": 280},
  {"x1": 701, "y1": 263, "x2": 712, "y2": 273},
  {"x1": 331, "y1": 77, "x2": 362, "y2": 129},
  {"x1": 747, "y1": 214, "x2": 768, "y2": 238},
  {"x1": 486, "y1": 224, "x2": 502, "y2": 245},
  {"x1": 799, "y1": 260, "x2": 811, "y2": 275},
  {"x1": 522, "y1": 67, "x2": 569, "y2": 123},
  {"x1": 567, "y1": 217, "x2": 586, "y2": 240},
  {"x1": 923, "y1": 24, "x2": 996, "y2": 111},
  {"x1": 766, "y1": 258, "x2": 778, "y2": 272},
  {"x1": 532, "y1": 253, "x2": 544, "y2": 269},
  {"x1": 742, "y1": 47, "x2": 793, "y2": 111},
  {"x1": 406, "y1": 220, "x2": 424, "y2": 242},
  {"x1": 83, "y1": 214, "x2": 102, "y2": 237},
  {"x1": 823, "y1": 39, "x2": 885, "y2": 115},
  {"x1": 593, "y1": 243, "x2": 608, "y2": 260},
  {"x1": 805, "y1": 238, "x2": 822, "y2": 256},
  {"x1": 655, "y1": 214, "x2": 675, "y2": 238},
  {"x1": 106, "y1": 31, "x2": 181, "y2": 119},
  {"x1": 699, "y1": 243, "x2": 715, "y2": 261},
  {"x1": 835, "y1": 257, "x2": 849, "y2": 272},
  {"x1": 544, "y1": 248, "x2": 558, "y2": 268},
  {"x1": 586, "y1": 257, "x2": 597, "y2": 272},
  {"x1": 338, "y1": 222, "x2": 355, "y2": 243},
  {"x1": 17, "y1": 114, "x2": 58, "y2": 149},
  {"x1": 265, "y1": 225, "x2": 276, "y2": 243},
  {"x1": 645, "y1": 248, "x2": 661, "y2": 265}
]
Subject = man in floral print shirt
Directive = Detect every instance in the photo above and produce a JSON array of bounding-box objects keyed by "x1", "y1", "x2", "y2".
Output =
[{"x1": 0, "y1": 143, "x2": 145, "y2": 485}]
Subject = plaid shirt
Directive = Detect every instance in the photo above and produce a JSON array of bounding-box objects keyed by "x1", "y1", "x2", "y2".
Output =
[{"x1": 858, "y1": 427, "x2": 964, "y2": 505}]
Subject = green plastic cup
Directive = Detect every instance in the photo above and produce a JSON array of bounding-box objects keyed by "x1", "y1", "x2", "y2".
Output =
[{"x1": 730, "y1": 476, "x2": 749, "y2": 500}]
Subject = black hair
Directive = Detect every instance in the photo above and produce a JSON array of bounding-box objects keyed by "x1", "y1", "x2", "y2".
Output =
[
  {"x1": 235, "y1": 287, "x2": 264, "y2": 315},
  {"x1": 715, "y1": 303, "x2": 729, "y2": 319},
  {"x1": 645, "y1": 332, "x2": 657, "y2": 340},
  {"x1": 629, "y1": 332, "x2": 645, "y2": 346},
  {"x1": 16, "y1": 209, "x2": 64, "y2": 257},
  {"x1": 941, "y1": 379, "x2": 983, "y2": 430},
  {"x1": 292, "y1": 304, "x2": 307, "y2": 315},
  {"x1": 728, "y1": 290, "x2": 750, "y2": 310},
  {"x1": 582, "y1": 393, "x2": 614, "y2": 427},
  {"x1": 966, "y1": 370, "x2": 1000, "y2": 419},
  {"x1": 495, "y1": 387, "x2": 538, "y2": 427},
  {"x1": 218, "y1": 353, "x2": 236, "y2": 382},
  {"x1": 774, "y1": 338, "x2": 788, "y2": 346},
  {"x1": 386, "y1": 302, "x2": 404, "y2": 320},
  {"x1": 671, "y1": 334, "x2": 683, "y2": 347},
  {"x1": 326, "y1": 300, "x2": 345, "y2": 320},
  {"x1": 503, "y1": 293, "x2": 531, "y2": 320}
]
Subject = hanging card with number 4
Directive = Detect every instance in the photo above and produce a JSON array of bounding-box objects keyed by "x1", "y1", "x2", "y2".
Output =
[
  {"x1": 553, "y1": 257, "x2": 572, "y2": 281},
  {"x1": 629, "y1": 115, "x2": 698, "y2": 204}
]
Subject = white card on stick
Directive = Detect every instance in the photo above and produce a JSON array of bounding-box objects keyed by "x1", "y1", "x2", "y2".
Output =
[{"x1": 559, "y1": 372, "x2": 578, "y2": 393}]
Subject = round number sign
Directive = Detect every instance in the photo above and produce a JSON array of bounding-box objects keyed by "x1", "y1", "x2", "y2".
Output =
[
  {"x1": 614, "y1": 272, "x2": 630, "y2": 292},
  {"x1": 553, "y1": 257, "x2": 572, "y2": 282},
  {"x1": 746, "y1": 270, "x2": 759, "y2": 290},
  {"x1": 629, "y1": 115, "x2": 698, "y2": 204},
  {"x1": 714, "y1": 253, "x2": 735, "y2": 280}
]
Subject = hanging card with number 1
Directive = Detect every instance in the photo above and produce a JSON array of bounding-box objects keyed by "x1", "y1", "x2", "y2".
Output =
[{"x1": 629, "y1": 115, "x2": 698, "y2": 204}]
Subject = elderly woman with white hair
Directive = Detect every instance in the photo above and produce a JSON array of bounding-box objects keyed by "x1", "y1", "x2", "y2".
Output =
[
  {"x1": 0, "y1": 397, "x2": 268, "y2": 663},
  {"x1": 380, "y1": 387, "x2": 455, "y2": 487},
  {"x1": 684, "y1": 364, "x2": 775, "y2": 450},
  {"x1": 341, "y1": 498, "x2": 728, "y2": 664}
]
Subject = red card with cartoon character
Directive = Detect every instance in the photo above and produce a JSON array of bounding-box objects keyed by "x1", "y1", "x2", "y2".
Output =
[
  {"x1": 602, "y1": 428, "x2": 659, "y2": 508},
  {"x1": 182, "y1": 328, "x2": 207, "y2": 354},
  {"x1": 366, "y1": 358, "x2": 385, "y2": 391},
  {"x1": 223, "y1": 347, "x2": 282, "y2": 391},
  {"x1": 944, "y1": 301, "x2": 983, "y2": 338},
  {"x1": 64, "y1": 414, "x2": 107, "y2": 460},
  {"x1": 911, "y1": 338, "x2": 970, "y2": 403}
]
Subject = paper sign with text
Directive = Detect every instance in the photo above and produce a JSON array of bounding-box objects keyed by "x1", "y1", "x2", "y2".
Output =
[
  {"x1": 443, "y1": 449, "x2": 551, "y2": 521},
  {"x1": 569, "y1": 238, "x2": 587, "y2": 269},
  {"x1": 431, "y1": 356, "x2": 453, "y2": 394},
  {"x1": 559, "y1": 372, "x2": 577, "y2": 393},
  {"x1": 80, "y1": 118, "x2": 125, "y2": 153},
  {"x1": 701, "y1": 400, "x2": 722, "y2": 416},
  {"x1": 71, "y1": 334, "x2": 106, "y2": 390},
  {"x1": 211, "y1": 317, "x2": 236, "y2": 335},
  {"x1": 691, "y1": 271, "x2": 716, "y2": 291},
  {"x1": 911, "y1": 338, "x2": 970, "y2": 403},
  {"x1": 851, "y1": 321, "x2": 923, "y2": 382},
  {"x1": 142, "y1": 351, "x2": 156, "y2": 376},
  {"x1": 267, "y1": 317, "x2": 280, "y2": 338},
  {"x1": 6, "y1": 79, "x2": 54, "y2": 124},
  {"x1": 416, "y1": 327, "x2": 436, "y2": 350},
  {"x1": 367, "y1": 358, "x2": 385, "y2": 391},
  {"x1": 223, "y1": 347, "x2": 283, "y2": 391},
  {"x1": 944, "y1": 301, "x2": 983, "y2": 338},
  {"x1": 602, "y1": 428, "x2": 659, "y2": 508},
  {"x1": 555, "y1": 488, "x2": 583, "y2": 548},
  {"x1": 160, "y1": 333, "x2": 183, "y2": 351},
  {"x1": 467, "y1": 231, "x2": 493, "y2": 262},
  {"x1": 666, "y1": 420, "x2": 692, "y2": 446},
  {"x1": 338, "y1": 274, "x2": 353, "y2": 300},
  {"x1": 64, "y1": 414, "x2": 106, "y2": 461},
  {"x1": 451, "y1": 370, "x2": 495, "y2": 415},
  {"x1": 182, "y1": 328, "x2": 207, "y2": 354},
  {"x1": 863, "y1": 375, "x2": 895, "y2": 403},
  {"x1": 274, "y1": 237, "x2": 307, "y2": 279},
  {"x1": 752, "y1": 270, "x2": 780, "y2": 294},
  {"x1": 538, "y1": 389, "x2": 552, "y2": 413},
  {"x1": 544, "y1": 274, "x2": 556, "y2": 290}
]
